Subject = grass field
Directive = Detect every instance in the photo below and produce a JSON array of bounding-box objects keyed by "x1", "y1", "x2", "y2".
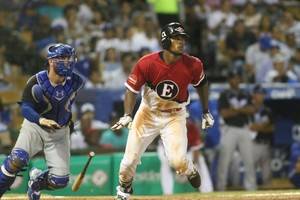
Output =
[{"x1": 3, "y1": 190, "x2": 300, "y2": 200}]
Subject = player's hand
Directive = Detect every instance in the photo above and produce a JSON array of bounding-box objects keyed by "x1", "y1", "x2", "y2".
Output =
[
  {"x1": 39, "y1": 118, "x2": 61, "y2": 130},
  {"x1": 201, "y1": 111, "x2": 214, "y2": 129},
  {"x1": 111, "y1": 114, "x2": 132, "y2": 130}
]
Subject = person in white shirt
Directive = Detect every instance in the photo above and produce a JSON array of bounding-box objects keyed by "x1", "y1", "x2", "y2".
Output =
[{"x1": 71, "y1": 103, "x2": 109, "y2": 150}]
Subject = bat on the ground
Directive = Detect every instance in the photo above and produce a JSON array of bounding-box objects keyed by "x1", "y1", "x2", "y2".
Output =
[{"x1": 72, "y1": 151, "x2": 95, "y2": 191}]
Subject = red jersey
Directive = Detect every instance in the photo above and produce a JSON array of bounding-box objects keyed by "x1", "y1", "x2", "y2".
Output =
[{"x1": 125, "y1": 52, "x2": 205, "y2": 110}]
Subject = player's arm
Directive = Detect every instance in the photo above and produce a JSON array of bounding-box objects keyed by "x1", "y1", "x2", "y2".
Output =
[
  {"x1": 111, "y1": 89, "x2": 137, "y2": 131},
  {"x1": 20, "y1": 76, "x2": 60, "y2": 129},
  {"x1": 192, "y1": 57, "x2": 214, "y2": 129},
  {"x1": 250, "y1": 108, "x2": 274, "y2": 134},
  {"x1": 221, "y1": 105, "x2": 256, "y2": 117},
  {"x1": 235, "y1": 105, "x2": 257, "y2": 115},
  {"x1": 250, "y1": 121, "x2": 274, "y2": 133},
  {"x1": 124, "y1": 89, "x2": 137, "y2": 116},
  {"x1": 20, "y1": 76, "x2": 42, "y2": 124},
  {"x1": 195, "y1": 74, "x2": 214, "y2": 129},
  {"x1": 219, "y1": 93, "x2": 256, "y2": 118},
  {"x1": 195, "y1": 75, "x2": 209, "y2": 113}
]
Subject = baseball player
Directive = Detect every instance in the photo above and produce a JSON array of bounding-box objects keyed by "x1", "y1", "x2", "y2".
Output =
[
  {"x1": 0, "y1": 43, "x2": 85, "y2": 200},
  {"x1": 217, "y1": 70, "x2": 257, "y2": 191},
  {"x1": 250, "y1": 85, "x2": 274, "y2": 185},
  {"x1": 111, "y1": 22, "x2": 214, "y2": 200}
]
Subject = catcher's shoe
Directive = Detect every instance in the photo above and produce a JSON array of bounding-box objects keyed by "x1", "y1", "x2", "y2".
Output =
[
  {"x1": 115, "y1": 185, "x2": 133, "y2": 200},
  {"x1": 187, "y1": 168, "x2": 201, "y2": 188},
  {"x1": 27, "y1": 168, "x2": 42, "y2": 200}
]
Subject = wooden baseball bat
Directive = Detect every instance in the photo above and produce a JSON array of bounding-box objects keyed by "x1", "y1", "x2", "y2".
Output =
[{"x1": 71, "y1": 151, "x2": 95, "y2": 191}]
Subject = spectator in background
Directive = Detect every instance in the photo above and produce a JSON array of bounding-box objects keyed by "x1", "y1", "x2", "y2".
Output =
[
  {"x1": 102, "y1": 47, "x2": 121, "y2": 74},
  {"x1": 113, "y1": 0, "x2": 133, "y2": 28},
  {"x1": 131, "y1": 16, "x2": 160, "y2": 52},
  {"x1": 71, "y1": 103, "x2": 109, "y2": 153},
  {"x1": 88, "y1": 8, "x2": 107, "y2": 39},
  {"x1": 240, "y1": 2, "x2": 262, "y2": 31},
  {"x1": 264, "y1": 53, "x2": 298, "y2": 83},
  {"x1": 84, "y1": 65, "x2": 104, "y2": 89},
  {"x1": 183, "y1": 0, "x2": 208, "y2": 57},
  {"x1": 207, "y1": 0, "x2": 237, "y2": 39},
  {"x1": 217, "y1": 69, "x2": 257, "y2": 191},
  {"x1": 51, "y1": 4, "x2": 84, "y2": 42},
  {"x1": 99, "y1": 111, "x2": 129, "y2": 152},
  {"x1": 277, "y1": 11, "x2": 300, "y2": 46},
  {"x1": 73, "y1": 40, "x2": 93, "y2": 78},
  {"x1": 138, "y1": 47, "x2": 151, "y2": 58},
  {"x1": 291, "y1": 47, "x2": 300, "y2": 80},
  {"x1": 103, "y1": 52, "x2": 135, "y2": 89},
  {"x1": 245, "y1": 34, "x2": 273, "y2": 83},
  {"x1": 77, "y1": 0, "x2": 94, "y2": 26},
  {"x1": 258, "y1": 15, "x2": 273, "y2": 36},
  {"x1": 118, "y1": 26, "x2": 134, "y2": 52},
  {"x1": 18, "y1": 1, "x2": 40, "y2": 31},
  {"x1": 249, "y1": 85, "x2": 274, "y2": 186},
  {"x1": 36, "y1": 25, "x2": 66, "y2": 57},
  {"x1": 0, "y1": 98, "x2": 12, "y2": 152},
  {"x1": 223, "y1": 19, "x2": 256, "y2": 73},
  {"x1": 0, "y1": 44, "x2": 11, "y2": 79},
  {"x1": 95, "y1": 23, "x2": 119, "y2": 53}
]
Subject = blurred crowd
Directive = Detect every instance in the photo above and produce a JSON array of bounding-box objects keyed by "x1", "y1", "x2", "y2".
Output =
[
  {"x1": 0, "y1": 0, "x2": 299, "y2": 84},
  {"x1": 0, "y1": 0, "x2": 300, "y2": 192}
]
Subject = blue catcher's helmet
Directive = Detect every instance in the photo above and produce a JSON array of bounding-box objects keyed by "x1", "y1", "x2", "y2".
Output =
[{"x1": 47, "y1": 43, "x2": 77, "y2": 77}]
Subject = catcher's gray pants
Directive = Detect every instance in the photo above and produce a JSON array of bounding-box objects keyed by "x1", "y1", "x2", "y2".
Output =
[
  {"x1": 217, "y1": 125, "x2": 257, "y2": 191},
  {"x1": 14, "y1": 119, "x2": 70, "y2": 176}
]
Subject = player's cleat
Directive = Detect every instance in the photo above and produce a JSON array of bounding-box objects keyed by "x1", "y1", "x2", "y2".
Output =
[
  {"x1": 27, "y1": 168, "x2": 43, "y2": 200},
  {"x1": 115, "y1": 185, "x2": 133, "y2": 200},
  {"x1": 187, "y1": 168, "x2": 201, "y2": 188}
]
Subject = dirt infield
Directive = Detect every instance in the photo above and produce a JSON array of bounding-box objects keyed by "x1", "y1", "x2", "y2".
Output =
[{"x1": 3, "y1": 190, "x2": 300, "y2": 200}]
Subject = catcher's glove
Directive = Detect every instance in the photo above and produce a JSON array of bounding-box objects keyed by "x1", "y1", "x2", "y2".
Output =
[
  {"x1": 111, "y1": 114, "x2": 132, "y2": 130},
  {"x1": 201, "y1": 111, "x2": 214, "y2": 129}
]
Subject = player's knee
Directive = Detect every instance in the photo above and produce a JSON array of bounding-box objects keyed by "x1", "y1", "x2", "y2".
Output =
[
  {"x1": 48, "y1": 174, "x2": 69, "y2": 189},
  {"x1": 3, "y1": 148, "x2": 29, "y2": 175}
]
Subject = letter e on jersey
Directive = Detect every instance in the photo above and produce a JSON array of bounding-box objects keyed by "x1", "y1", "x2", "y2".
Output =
[{"x1": 156, "y1": 80, "x2": 179, "y2": 100}]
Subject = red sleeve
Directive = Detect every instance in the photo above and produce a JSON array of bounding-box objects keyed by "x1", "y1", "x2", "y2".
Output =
[
  {"x1": 191, "y1": 57, "x2": 205, "y2": 87},
  {"x1": 125, "y1": 61, "x2": 146, "y2": 94}
]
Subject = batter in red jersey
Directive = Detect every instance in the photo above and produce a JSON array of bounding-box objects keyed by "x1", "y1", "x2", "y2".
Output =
[{"x1": 111, "y1": 22, "x2": 214, "y2": 200}]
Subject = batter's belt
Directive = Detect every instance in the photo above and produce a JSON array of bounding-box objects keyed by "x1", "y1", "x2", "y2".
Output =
[{"x1": 158, "y1": 108, "x2": 182, "y2": 113}]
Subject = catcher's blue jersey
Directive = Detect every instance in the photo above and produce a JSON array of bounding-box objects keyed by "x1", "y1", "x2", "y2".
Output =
[{"x1": 22, "y1": 70, "x2": 84, "y2": 126}]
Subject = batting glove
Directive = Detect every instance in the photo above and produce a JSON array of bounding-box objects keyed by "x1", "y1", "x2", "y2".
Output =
[
  {"x1": 111, "y1": 114, "x2": 132, "y2": 130},
  {"x1": 201, "y1": 111, "x2": 214, "y2": 129}
]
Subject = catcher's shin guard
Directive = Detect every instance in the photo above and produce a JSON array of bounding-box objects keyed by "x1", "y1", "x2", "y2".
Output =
[
  {"x1": 0, "y1": 166, "x2": 15, "y2": 197},
  {"x1": 0, "y1": 148, "x2": 29, "y2": 197}
]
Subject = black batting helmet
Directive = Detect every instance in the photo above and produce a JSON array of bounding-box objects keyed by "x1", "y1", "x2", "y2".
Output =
[{"x1": 161, "y1": 22, "x2": 189, "y2": 50}]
